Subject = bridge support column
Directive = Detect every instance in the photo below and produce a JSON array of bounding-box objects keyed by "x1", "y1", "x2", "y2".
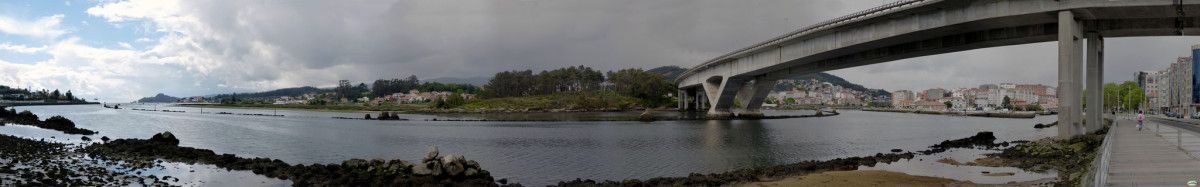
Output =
[
  {"x1": 736, "y1": 78, "x2": 777, "y2": 118},
  {"x1": 702, "y1": 76, "x2": 743, "y2": 119},
  {"x1": 1086, "y1": 33, "x2": 1104, "y2": 134},
  {"x1": 1058, "y1": 11, "x2": 1085, "y2": 138},
  {"x1": 682, "y1": 88, "x2": 699, "y2": 111}
]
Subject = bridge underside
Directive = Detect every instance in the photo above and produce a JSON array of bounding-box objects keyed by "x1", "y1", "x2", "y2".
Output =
[{"x1": 678, "y1": 1, "x2": 1200, "y2": 138}]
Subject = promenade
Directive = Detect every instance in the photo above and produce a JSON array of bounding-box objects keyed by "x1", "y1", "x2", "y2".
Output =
[{"x1": 1106, "y1": 116, "x2": 1200, "y2": 186}]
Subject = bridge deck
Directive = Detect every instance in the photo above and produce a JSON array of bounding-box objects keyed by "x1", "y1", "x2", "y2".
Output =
[{"x1": 1106, "y1": 117, "x2": 1200, "y2": 186}]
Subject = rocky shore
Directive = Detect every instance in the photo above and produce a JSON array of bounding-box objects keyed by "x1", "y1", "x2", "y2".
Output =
[
  {"x1": 82, "y1": 132, "x2": 521, "y2": 186},
  {"x1": 0, "y1": 106, "x2": 97, "y2": 135},
  {"x1": 553, "y1": 131, "x2": 1010, "y2": 187},
  {"x1": 979, "y1": 122, "x2": 1108, "y2": 186},
  {"x1": 0, "y1": 134, "x2": 167, "y2": 186},
  {"x1": 861, "y1": 108, "x2": 1037, "y2": 119}
]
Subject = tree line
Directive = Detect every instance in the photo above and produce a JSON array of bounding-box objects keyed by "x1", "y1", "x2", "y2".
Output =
[
  {"x1": 1101, "y1": 80, "x2": 1145, "y2": 111},
  {"x1": 481, "y1": 65, "x2": 673, "y2": 106},
  {"x1": 0, "y1": 85, "x2": 82, "y2": 102}
]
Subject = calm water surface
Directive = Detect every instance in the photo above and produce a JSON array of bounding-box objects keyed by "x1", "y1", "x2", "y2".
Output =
[{"x1": 1, "y1": 105, "x2": 1057, "y2": 186}]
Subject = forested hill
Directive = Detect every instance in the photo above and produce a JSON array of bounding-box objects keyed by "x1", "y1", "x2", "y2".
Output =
[
  {"x1": 648, "y1": 66, "x2": 888, "y2": 96},
  {"x1": 136, "y1": 93, "x2": 180, "y2": 103},
  {"x1": 647, "y1": 66, "x2": 687, "y2": 81}
]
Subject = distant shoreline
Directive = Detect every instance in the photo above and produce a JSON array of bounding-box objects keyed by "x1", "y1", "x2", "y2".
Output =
[
  {"x1": 860, "y1": 108, "x2": 1043, "y2": 119},
  {"x1": 1, "y1": 101, "x2": 99, "y2": 107}
]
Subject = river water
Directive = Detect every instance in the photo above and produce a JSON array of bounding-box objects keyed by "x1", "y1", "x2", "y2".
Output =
[{"x1": 0, "y1": 104, "x2": 1058, "y2": 186}]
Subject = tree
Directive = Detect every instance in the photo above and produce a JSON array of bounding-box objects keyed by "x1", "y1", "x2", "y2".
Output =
[
  {"x1": 607, "y1": 68, "x2": 672, "y2": 100},
  {"x1": 336, "y1": 80, "x2": 353, "y2": 100},
  {"x1": 50, "y1": 89, "x2": 61, "y2": 100},
  {"x1": 943, "y1": 101, "x2": 952, "y2": 110},
  {"x1": 65, "y1": 90, "x2": 74, "y2": 101},
  {"x1": 1118, "y1": 81, "x2": 1145, "y2": 111},
  {"x1": 1001, "y1": 96, "x2": 1012, "y2": 110},
  {"x1": 482, "y1": 70, "x2": 536, "y2": 98},
  {"x1": 1103, "y1": 83, "x2": 1120, "y2": 110}
]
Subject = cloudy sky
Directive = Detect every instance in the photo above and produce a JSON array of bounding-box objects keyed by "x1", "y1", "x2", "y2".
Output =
[{"x1": 0, "y1": 0, "x2": 1197, "y2": 101}]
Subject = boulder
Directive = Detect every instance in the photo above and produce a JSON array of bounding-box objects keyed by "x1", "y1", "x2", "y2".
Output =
[
  {"x1": 412, "y1": 164, "x2": 432, "y2": 175},
  {"x1": 464, "y1": 168, "x2": 479, "y2": 177},
  {"x1": 442, "y1": 155, "x2": 465, "y2": 176},
  {"x1": 149, "y1": 132, "x2": 180, "y2": 146},
  {"x1": 425, "y1": 146, "x2": 439, "y2": 161}
]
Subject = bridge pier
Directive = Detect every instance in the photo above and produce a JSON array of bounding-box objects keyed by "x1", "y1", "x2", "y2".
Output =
[
  {"x1": 735, "y1": 78, "x2": 777, "y2": 118},
  {"x1": 1059, "y1": 10, "x2": 1097, "y2": 138},
  {"x1": 678, "y1": 87, "x2": 701, "y2": 111},
  {"x1": 702, "y1": 76, "x2": 742, "y2": 119},
  {"x1": 1085, "y1": 33, "x2": 1104, "y2": 134}
]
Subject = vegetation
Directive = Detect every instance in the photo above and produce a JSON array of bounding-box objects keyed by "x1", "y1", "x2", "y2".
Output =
[
  {"x1": 460, "y1": 91, "x2": 642, "y2": 111},
  {"x1": 371, "y1": 75, "x2": 478, "y2": 98},
  {"x1": 1102, "y1": 81, "x2": 1145, "y2": 111},
  {"x1": 606, "y1": 68, "x2": 674, "y2": 107},
  {"x1": 481, "y1": 66, "x2": 605, "y2": 98},
  {"x1": 0, "y1": 85, "x2": 86, "y2": 102},
  {"x1": 479, "y1": 66, "x2": 674, "y2": 109}
]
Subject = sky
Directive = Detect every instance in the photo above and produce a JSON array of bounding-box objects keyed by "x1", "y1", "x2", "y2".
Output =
[{"x1": 0, "y1": 0, "x2": 1197, "y2": 102}]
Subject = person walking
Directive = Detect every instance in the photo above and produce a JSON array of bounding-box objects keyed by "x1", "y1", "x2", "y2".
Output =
[{"x1": 1137, "y1": 110, "x2": 1145, "y2": 131}]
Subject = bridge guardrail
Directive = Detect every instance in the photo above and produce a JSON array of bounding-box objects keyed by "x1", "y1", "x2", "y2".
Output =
[
  {"x1": 677, "y1": 0, "x2": 933, "y2": 83},
  {"x1": 1081, "y1": 118, "x2": 1116, "y2": 187}
]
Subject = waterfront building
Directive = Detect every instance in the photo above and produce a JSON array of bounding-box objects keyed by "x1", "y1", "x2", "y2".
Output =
[
  {"x1": 891, "y1": 90, "x2": 914, "y2": 108},
  {"x1": 921, "y1": 88, "x2": 947, "y2": 101}
]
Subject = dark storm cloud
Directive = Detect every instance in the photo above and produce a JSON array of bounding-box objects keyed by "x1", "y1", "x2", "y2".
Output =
[{"x1": 90, "y1": 0, "x2": 1200, "y2": 97}]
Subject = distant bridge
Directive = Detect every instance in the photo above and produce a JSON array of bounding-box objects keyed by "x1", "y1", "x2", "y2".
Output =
[{"x1": 676, "y1": 0, "x2": 1200, "y2": 137}]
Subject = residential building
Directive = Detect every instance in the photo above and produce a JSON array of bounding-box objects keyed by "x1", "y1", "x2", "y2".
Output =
[
  {"x1": 891, "y1": 90, "x2": 914, "y2": 108},
  {"x1": 1168, "y1": 56, "x2": 1195, "y2": 115}
]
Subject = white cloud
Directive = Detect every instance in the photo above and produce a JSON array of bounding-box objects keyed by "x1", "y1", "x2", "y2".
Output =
[
  {"x1": 0, "y1": 14, "x2": 69, "y2": 39},
  {"x1": 0, "y1": 43, "x2": 48, "y2": 54},
  {"x1": 118, "y1": 42, "x2": 132, "y2": 49}
]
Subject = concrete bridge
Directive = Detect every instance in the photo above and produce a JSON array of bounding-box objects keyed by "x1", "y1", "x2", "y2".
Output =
[{"x1": 676, "y1": 0, "x2": 1200, "y2": 137}]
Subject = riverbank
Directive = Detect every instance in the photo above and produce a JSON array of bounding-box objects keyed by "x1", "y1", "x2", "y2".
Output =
[
  {"x1": 552, "y1": 131, "x2": 1017, "y2": 186},
  {"x1": 0, "y1": 134, "x2": 168, "y2": 186},
  {"x1": 0, "y1": 101, "x2": 98, "y2": 107},
  {"x1": 862, "y1": 108, "x2": 1038, "y2": 119},
  {"x1": 738, "y1": 170, "x2": 974, "y2": 186},
  {"x1": 81, "y1": 132, "x2": 521, "y2": 186},
  {"x1": 178, "y1": 103, "x2": 430, "y2": 112}
]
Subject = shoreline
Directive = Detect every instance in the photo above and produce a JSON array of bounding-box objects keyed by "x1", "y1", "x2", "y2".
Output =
[
  {"x1": 861, "y1": 108, "x2": 1042, "y2": 118},
  {"x1": 1, "y1": 101, "x2": 99, "y2": 107},
  {"x1": 167, "y1": 104, "x2": 845, "y2": 122}
]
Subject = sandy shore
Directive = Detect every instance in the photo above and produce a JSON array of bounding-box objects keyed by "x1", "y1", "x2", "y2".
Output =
[
  {"x1": 739, "y1": 170, "x2": 979, "y2": 187},
  {"x1": 740, "y1": 170, "x2": 1057, "y2": 187}
]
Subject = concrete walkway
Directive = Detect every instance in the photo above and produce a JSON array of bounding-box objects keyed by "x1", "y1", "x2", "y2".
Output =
[{"x1": 1106, "y1": 117, "x2": 1200, "y2": 186}]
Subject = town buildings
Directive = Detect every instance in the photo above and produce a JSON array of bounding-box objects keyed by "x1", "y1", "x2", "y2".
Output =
[
  {"x1": 1167, "y1": 56, "x2": 1196, "y2": 115},
  {"x1": 889, "y1": 83, "x2": 1056, "y2": 111}
]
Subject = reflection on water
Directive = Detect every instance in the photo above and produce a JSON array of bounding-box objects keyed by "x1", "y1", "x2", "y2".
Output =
[{"x1": 2, "y1": 105, "x2": 1057, "y2": 186}]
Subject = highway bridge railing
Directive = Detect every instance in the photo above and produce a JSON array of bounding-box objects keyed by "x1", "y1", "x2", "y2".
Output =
[{"x1": 677, "y1": 0, "x2": 933, "y2": 83}]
